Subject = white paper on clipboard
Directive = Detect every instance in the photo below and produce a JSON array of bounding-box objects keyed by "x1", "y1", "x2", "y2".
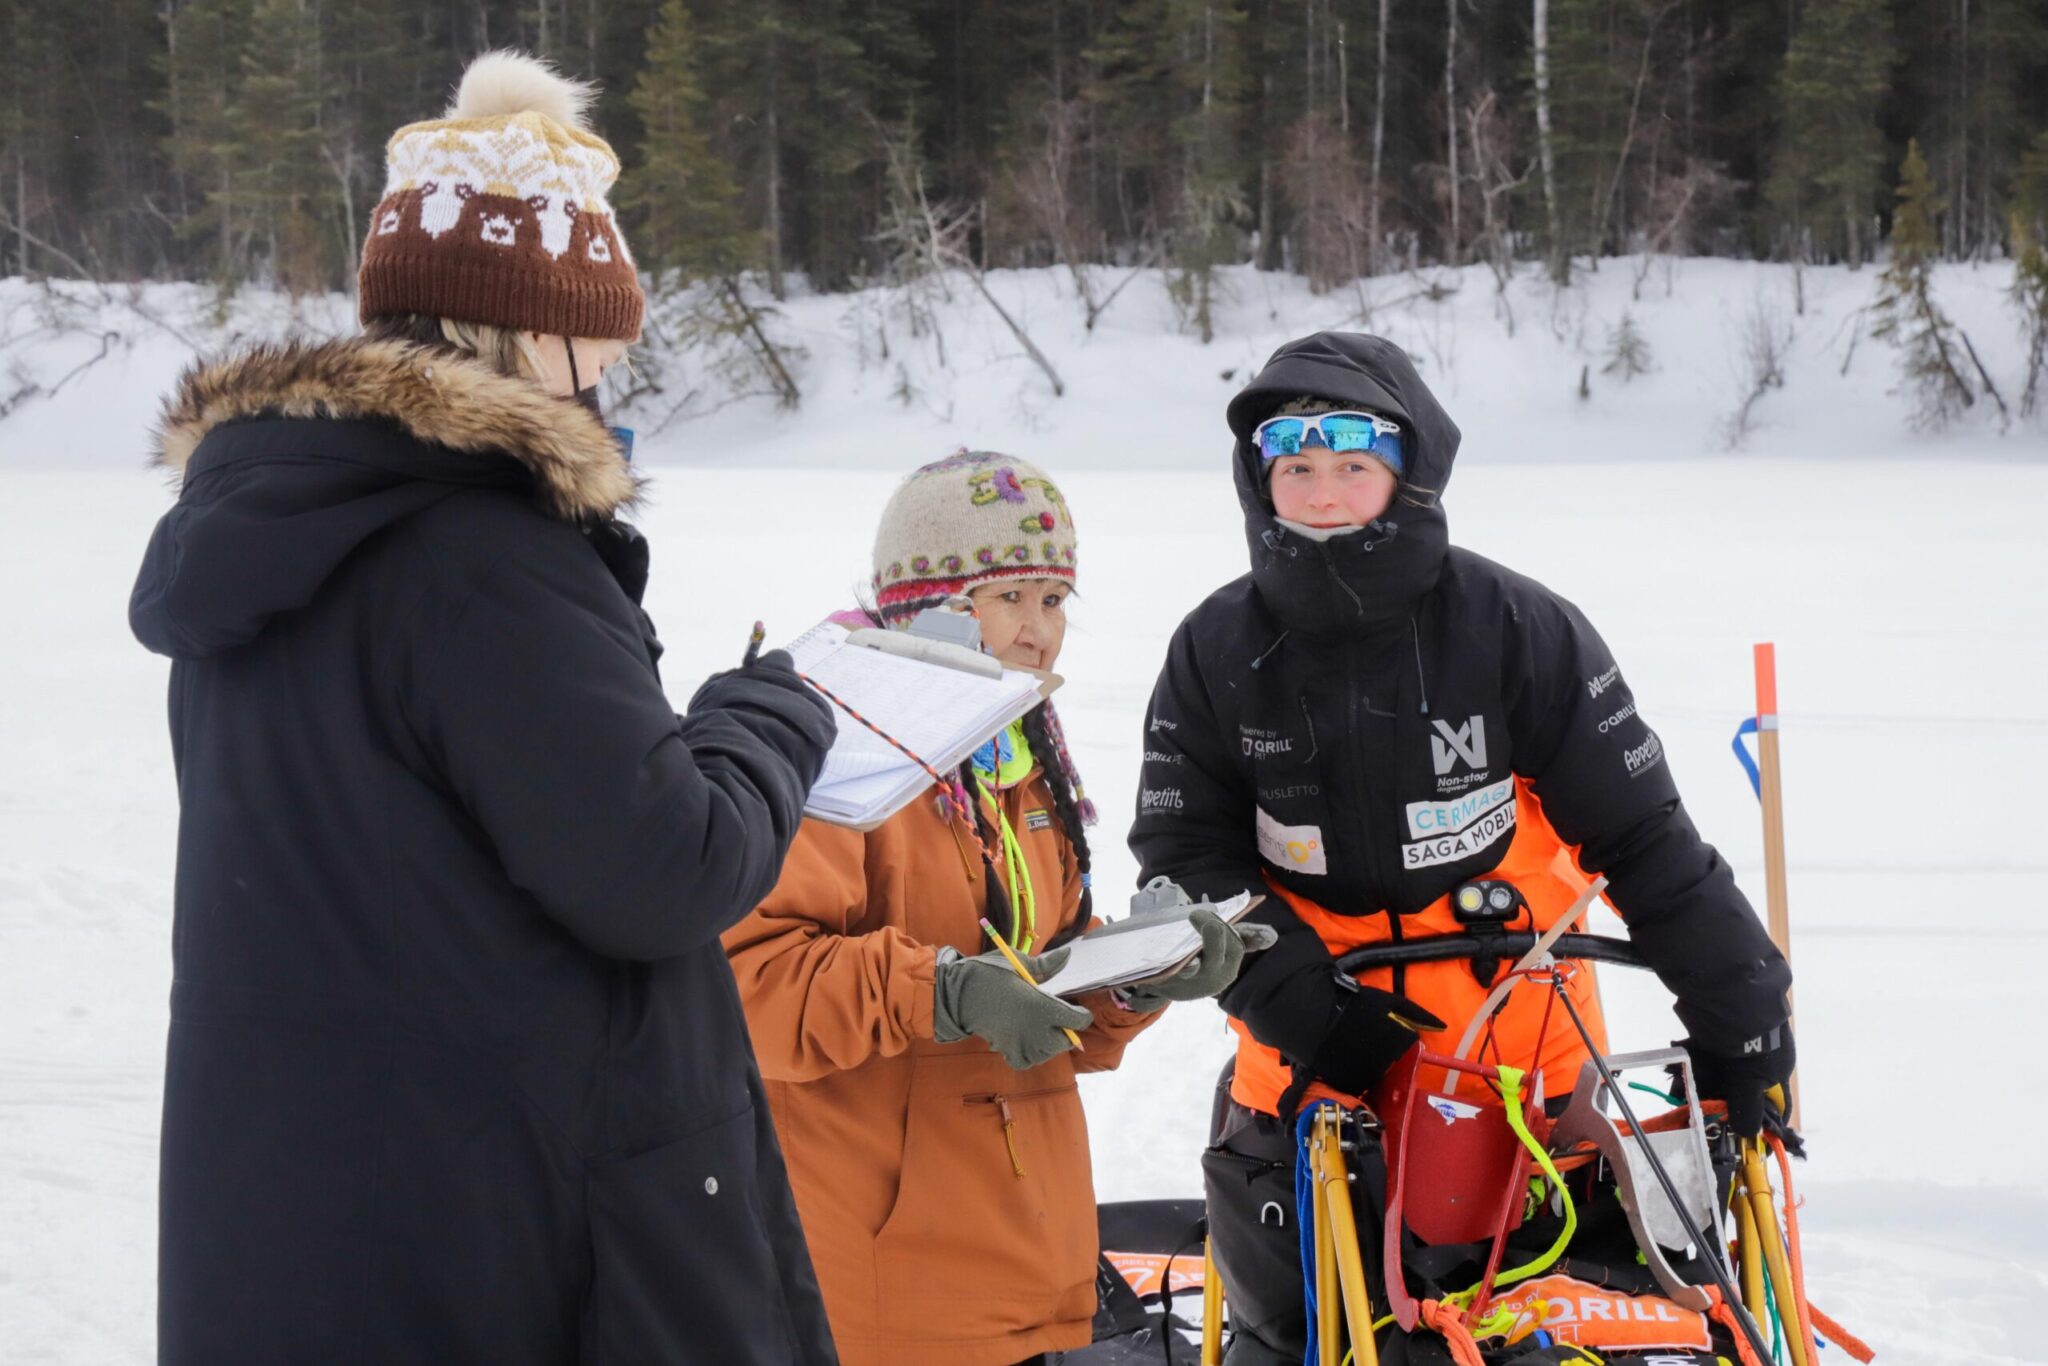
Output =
[{"x1": 785, "y1": 622, "x2": 1059, "y2": 830}]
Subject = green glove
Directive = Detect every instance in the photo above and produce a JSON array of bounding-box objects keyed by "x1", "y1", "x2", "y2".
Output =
[
  {"x1": 1116, "y1": 907, "x2": 1273, "y2": 1014},
  {"x1": 932, "y1": 945, "x2": 1095, "y2": 1070}
]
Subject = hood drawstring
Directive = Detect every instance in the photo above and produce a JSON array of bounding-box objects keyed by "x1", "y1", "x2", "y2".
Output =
[
  {"x1": 1251, "y1": 630, "x2": 1292, "y2": 671},
  {"x1": 1410, "y1": 615, "x2": 1432, "y2": 716},
  {"x1": 1260, "y1": 528, "x2": 1300, "y2": 558}
]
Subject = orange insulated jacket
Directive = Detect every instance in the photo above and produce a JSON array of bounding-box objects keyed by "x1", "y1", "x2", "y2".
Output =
[{"x1": 724, "y1": 768, "x2": 1159, "y2": 1366}]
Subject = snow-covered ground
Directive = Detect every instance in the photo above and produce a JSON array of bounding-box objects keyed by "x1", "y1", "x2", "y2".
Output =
[{"x1": 4, "y1": 260, "x2": 2047, "y2": 1362}]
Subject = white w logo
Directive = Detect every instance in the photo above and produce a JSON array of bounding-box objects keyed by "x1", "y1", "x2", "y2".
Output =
[{"x1": 1430, "y1": 717, "x2": 1487, "y2": 775}]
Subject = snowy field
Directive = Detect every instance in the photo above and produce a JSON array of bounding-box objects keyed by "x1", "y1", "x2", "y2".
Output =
[{"x1": 4, "y1": 259, "x2": 2047, "y2": 1362}]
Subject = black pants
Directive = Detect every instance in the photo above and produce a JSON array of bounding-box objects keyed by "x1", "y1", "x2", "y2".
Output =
[
  {"x1": 1202, "y1": 1098, "x2": 1404, "y2": 1366},
  {"x1": 1201, "y1": 1100, "x2": 1311, "y2": 1366}
]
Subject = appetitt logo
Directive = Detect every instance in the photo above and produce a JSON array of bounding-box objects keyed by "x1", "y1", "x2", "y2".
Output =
[{"x1": 1430, "y1": 716, "x2": 1487, "y2": 775}]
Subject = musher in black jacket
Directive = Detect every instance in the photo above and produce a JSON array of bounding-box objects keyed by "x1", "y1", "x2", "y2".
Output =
[{"x1": 1129, "y1": 332, "x2": 1793, "y2": 1364}]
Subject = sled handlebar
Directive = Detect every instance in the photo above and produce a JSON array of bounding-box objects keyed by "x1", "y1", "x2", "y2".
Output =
[{"x1": 1333, "y1": 932, "x2": 1647, "y2": 976}]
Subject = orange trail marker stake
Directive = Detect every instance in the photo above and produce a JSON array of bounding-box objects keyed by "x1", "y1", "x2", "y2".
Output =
[{"x1": 1752, "y1": 643, "x2": 1798, "y2": 1129}]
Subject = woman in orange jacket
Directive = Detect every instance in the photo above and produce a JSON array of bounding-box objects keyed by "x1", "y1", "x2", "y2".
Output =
[{"x1": 724, "y1": 451, "x2": 1253, "y2": 1366}]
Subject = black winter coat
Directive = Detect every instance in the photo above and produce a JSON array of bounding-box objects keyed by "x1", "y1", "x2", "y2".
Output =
[
  {"x1": 129, "y1": 339, "x2": 840, "y2": 1365},
  {"x1": 1129, "y1": 332, "x2": 1789, "y2": 1076}
]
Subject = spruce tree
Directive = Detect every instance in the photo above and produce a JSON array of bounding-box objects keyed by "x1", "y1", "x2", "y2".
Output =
[
  {"x1": 235, "y1": 0, "x2": 335, "y2": 292},
  {"x1": 1871, "y1": 139, "x2": 1975, "y2": 428},
  {"x1": 1766, "y1": 0, "x2": 1892, "y2": 266},
  {"x1": 2009, "y1": 130, "x2": 2048, "y2": 418},
  {"x1": 160, "y1": 0, "x2": 259, "y2": 286},
  {"x1": 1601, "y1": 310, "x2": 1651, "y2": 380},
  {"x1": 1088, "y1": 0, "x2": 1247, "y2": 341},
  {"x1": 625, "y1": 0, "x2": 753, "y2": 285}
]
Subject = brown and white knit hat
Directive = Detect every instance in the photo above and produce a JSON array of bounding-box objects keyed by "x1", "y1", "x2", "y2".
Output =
[
  {"x1": 358, "y1": 51, "x2": 642, "y2": 340},
  {"x1": 871, "y1": 450, "x2": 1078, "y2": 623}
]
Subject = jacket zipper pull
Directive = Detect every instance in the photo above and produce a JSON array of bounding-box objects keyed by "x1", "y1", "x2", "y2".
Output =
[{"x1": 996, "y1": 1095, "x2": 1025, "y2": 1178}]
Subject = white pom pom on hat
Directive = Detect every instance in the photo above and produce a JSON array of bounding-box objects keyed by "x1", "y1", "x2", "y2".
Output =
[
  {"x1": 447, "y1": 49, "x2": 597, "y2": 131},
  {"x1": 358, "y1": 48, "x2": 641, "y2": 339}
]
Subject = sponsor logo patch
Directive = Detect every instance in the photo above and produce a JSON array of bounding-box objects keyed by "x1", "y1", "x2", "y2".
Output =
[
  {"x1": 1258, "y1": 782, "x2": 1322, "y2": 802},
  {"x1": 1025, "y1": 809, "x2": 1053, "y2": 832},
  {"x1": 1401, "y1": 801, "x2": 1515, "y2": 869},
  {"x1": 1404, "y1": 778, "x2": 1515, "y2": 840},
  {"x1": 1623, "y1": 730, "x2": 1665, "y2": 778},
  {"x1": 1105, "y1": 1251, "x2": 1207, "y2": 1300},
  {"x1": 1142, "y1": 749, "x2": 1184, "y2": 766},
  {"x1": 1426, "y1": 1095, "x2": 1482, "y2": 1126},
  {"x1": 1140, "y1": 787, "x2": 1185, "y2": 812},
  {"x1": 1240, "y1": 725, "x2": 1295, "y2": 759},
  {"x1": 1430, "y1": 716, "x2": 1488, "y2": 775},
  {"x1": 1598, "y1": 701, "x2": 1638, "y2": 733},
  {"x1": 1477, "y1": 1274, "x2": 1711, "y2": 1353},
  {"x1": 1586, "y1": 664, "x2": 1622, "y2": 699},
  {"x1": 1256, "y1": 806, "x2": 1327, "y2": 875}
]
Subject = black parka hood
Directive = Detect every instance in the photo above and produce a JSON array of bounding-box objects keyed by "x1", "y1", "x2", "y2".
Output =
[
  {"x1": 130, "y1": 337, "x2": 640, "y2": 660},
  {"x1": 1226, "y1": 332, "x2": 1462, "y2": 636}
]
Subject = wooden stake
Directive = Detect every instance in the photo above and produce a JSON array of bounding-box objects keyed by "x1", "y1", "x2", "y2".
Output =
[{"x1": 1753, "y1": 643, "x2": 1799, "y2": 1128}]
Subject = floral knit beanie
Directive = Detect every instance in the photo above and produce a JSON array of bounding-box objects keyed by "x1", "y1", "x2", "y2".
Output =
[
  {"x1": 870, "y1": 449, "x2": 1078, "y2": 623},
  {"x1": 358, "y1": 51, "x2": 643, "y2": 340},
  {"x1": 870, "y1": 449, "x2": 1095, "y2": 826}
]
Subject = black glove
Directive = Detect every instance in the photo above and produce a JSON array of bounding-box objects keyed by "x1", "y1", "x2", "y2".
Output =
[
  {"x1": 1684, "y1": 1024, "x2": 1797, "y2": 1146},
  {"x1": 687, "y1": 650, "x2": 838, "y2": 776},
  {"x1": 1307, "y1": 986, "x2": 1447, "y2": 1095}
]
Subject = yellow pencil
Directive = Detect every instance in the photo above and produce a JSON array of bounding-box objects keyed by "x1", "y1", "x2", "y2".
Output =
[{"x1": 978, "y1": 918, "x2": 1084, "y2": 1048}]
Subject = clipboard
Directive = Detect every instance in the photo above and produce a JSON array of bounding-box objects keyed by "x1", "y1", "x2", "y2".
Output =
[
  {"x1": 786, "y1": 621, "x2": 1061, "y2": 830},
  {"x1": 1033, "y1": 892, "x2": 1265, "y2": 1000}
]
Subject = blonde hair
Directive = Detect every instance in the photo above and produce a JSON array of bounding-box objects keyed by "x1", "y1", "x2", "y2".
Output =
[
  {"x1": 361, "y1": 312, "x2": 549, "y2": 383},
  {"x1": 435, "y1": 317, "x2": 551, "y2": 382}
]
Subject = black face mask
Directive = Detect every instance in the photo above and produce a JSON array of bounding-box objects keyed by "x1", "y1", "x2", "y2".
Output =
[{"x1": 564, "y1": 337, "x2": 603, "y2": 420}]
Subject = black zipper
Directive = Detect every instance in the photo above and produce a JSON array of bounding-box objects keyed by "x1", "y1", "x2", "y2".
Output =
[{"x1": 1348, "y1": 633, "x2": 1410, "y2": 996}]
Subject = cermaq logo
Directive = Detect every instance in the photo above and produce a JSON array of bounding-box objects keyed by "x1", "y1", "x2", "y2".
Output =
[{"x1": 1430, "y1": 716, "x2": 1487, "y2": 776}]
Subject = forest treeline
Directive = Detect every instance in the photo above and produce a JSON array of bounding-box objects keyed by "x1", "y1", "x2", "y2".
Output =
[{"x1": 5, "y1": 0, "x2": 2048, "y2": 321}]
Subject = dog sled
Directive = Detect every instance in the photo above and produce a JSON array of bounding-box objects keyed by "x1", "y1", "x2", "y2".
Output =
[{"x1": 1074, "y1": 905, "x2": 1871, "y2": 1366}]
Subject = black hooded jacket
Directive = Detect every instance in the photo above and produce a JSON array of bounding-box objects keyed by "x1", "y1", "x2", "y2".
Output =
[
  {"x1": 130, "y1": 338, "x2": 839, "y2": 1365},
  {"x1": 1129, "y1": 332, "x2": 1789, "y2": 1078}
]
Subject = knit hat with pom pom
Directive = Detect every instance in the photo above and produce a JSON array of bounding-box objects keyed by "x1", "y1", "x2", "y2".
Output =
[{"x1": 358, "y1": 50, "x2": 643, "y2": 340}]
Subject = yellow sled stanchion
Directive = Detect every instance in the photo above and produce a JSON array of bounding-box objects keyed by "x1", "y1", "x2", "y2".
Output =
[
  {"x1": 1732, "y1": 1176, "x2": 1770, "y2": 1329},
  {"x1": 1200, "y1": 1238, "x2": 1224, "y2": 1366},
  {"x1": 1741, "y1": 1136, "x2": 1819, "y2": 1366},
  {"x1": 1309, "y1": 1107, "x2": 1382, "y2": 1366},
  {"x1": 1313, "y1": 1149, "x2": 1340, "y2": 1366}
]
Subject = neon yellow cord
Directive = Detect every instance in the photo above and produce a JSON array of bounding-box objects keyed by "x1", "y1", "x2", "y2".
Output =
[
  {"x1": 1450, "y1": 1065, "x2": 1578, "y2": 1320},
  {"x1": 970, "y1": 722, "x2": 1041, "y2": 949},
  {"x1": 971, "y1": 775, "x2": 1038, "y2": 950}
]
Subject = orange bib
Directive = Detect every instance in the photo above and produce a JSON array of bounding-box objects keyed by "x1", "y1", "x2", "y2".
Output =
[{"x1": 1229, "y1": 781, "x2": 1610, "y2": 1115}]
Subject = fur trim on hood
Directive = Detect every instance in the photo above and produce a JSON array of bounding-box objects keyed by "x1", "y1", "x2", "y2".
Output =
[{"x1": 153, "y1": 336, "x2": 639, "y2": 522}]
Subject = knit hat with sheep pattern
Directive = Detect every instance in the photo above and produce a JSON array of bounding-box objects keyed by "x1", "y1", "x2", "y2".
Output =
[
  {"x1": 357, "y1": 50, "x2": 643, "y2": 340},
  {"x1": 871, "y1": 449, "x2": 1078, "y2": 623}
]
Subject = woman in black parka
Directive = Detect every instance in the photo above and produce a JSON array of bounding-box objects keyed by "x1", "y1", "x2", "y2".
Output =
[{"x1": 129, "y1": 52, "x2": 838, "y2": 1364}]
